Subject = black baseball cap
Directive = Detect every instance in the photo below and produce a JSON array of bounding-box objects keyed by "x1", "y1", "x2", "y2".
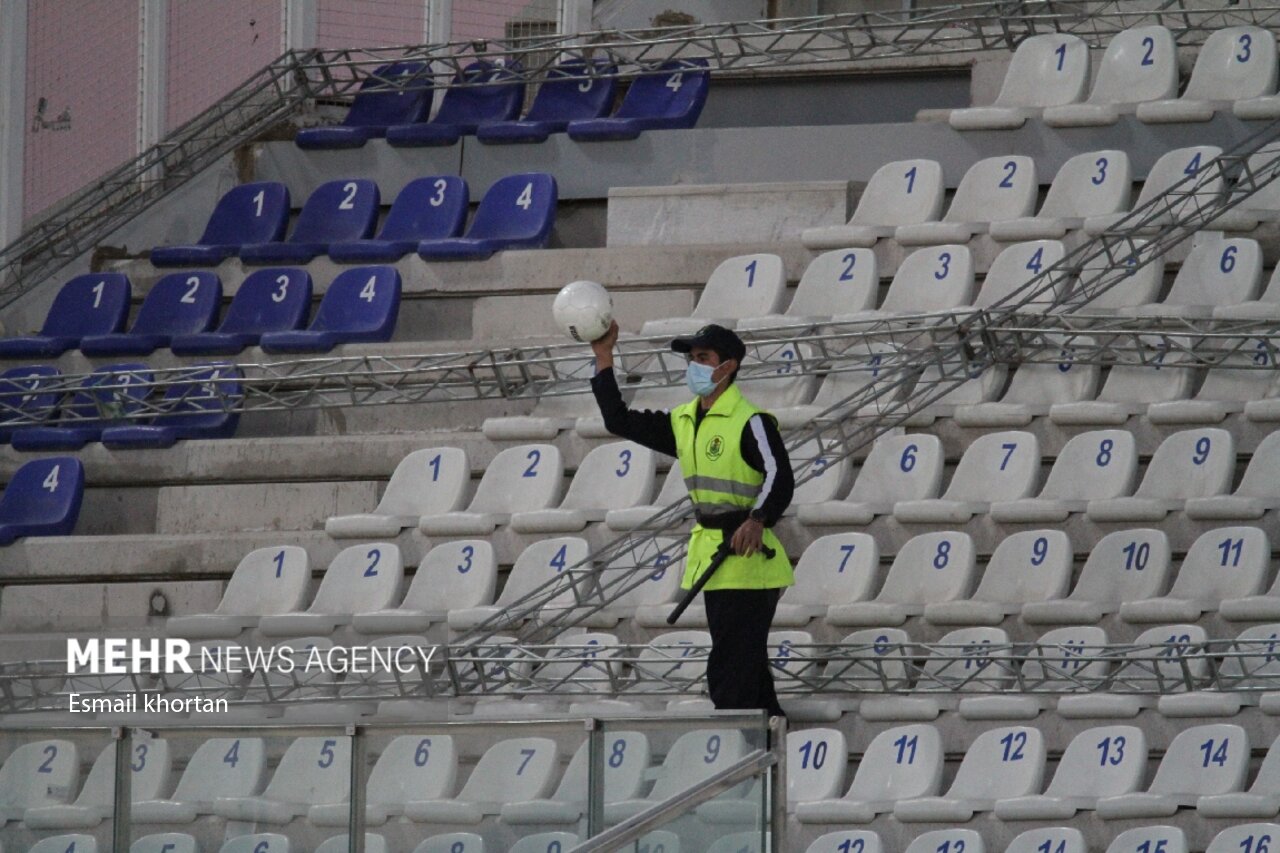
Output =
[{"x1": 671, "y1": 324, "x2": 747, "y2": 363}]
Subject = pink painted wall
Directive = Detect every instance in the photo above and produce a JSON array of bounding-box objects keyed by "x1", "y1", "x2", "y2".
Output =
[
  {"x1": 24, "y1": 1, "x2": 141, "y2": 221},
  {"x1": 316, "y1": 0, "x2": 425, "y2": 48},
  {"x1": 451, "y1": 0, "x2": 551, "y2": 40},
  {"x1": 166, "y1": 1, "x2": 284, "y2": 131}
]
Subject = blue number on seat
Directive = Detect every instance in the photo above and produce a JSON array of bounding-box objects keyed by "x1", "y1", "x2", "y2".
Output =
[
  {"x1": 415, "y1": 738, "x2": 431, "y2": 767},
  {"x1": 609, "y1": 738, "x2": 627, "y2": 768},
  {"x1": 549, "y1": 544, "x2": 568, "y2": 571},
  {"x1": 904, "y1": 165, "x2": 917, "y2": 194},
  {"x1": 1238, "y1": 32, "x2": 1253, "y2": 62},
  {"x1": 223, "y1": 740, "x2": 240, "y2": 767},
  {"x1": 1096, "y1": 734, "x2": 1126, "y2": 766},
  {"x1": 364, "y1": 547, "x2": 381, "y2": 577},
  {"x1": 704, "y1": 734, "x2": 721, "y2": 763},
  {"x1": 522, "y1": 449, "x2": 541, "y2": 477},
  {"x1": 836, "y1": 543, "x2": 856, "y2": 573},
  {"x1": 1199, "y1": 737, "x2": 1230, "y2": 767},
  {"x1": 616, "y1": 449, "x2": 632, "y2": 477},
  {"x1": 1220, "y1": 244, "x2": 1238, "y2": 273},
  {"x1": 837, "y1": 839, "x2": 866, "y2": 853},
  {"x1": 1096, "y1": 438, "x2": 1114, "y2": 466},
  {"x1": 1025, "y1": 247, "x2": 1044, "y2": 274},
  {"x1": 798, "y1": 739, "x2": 829, "y2": 769},
  {"x1": 1030, "y1": 536, "x2": 1049, "y2": 567},
  {"x1": 839, "y1": 252, "x2": 858, "y2": 281},
  {"x1": 37, "y1": 744, "x2": 56, "y2": 773},
  {"x1": 1219, "y1": 537, "x2": 1244, "y2": 568},
  {"x1": 933, "y1": 540, "x2": 951, "y2": 569},
  {"x1": 1122, "y1": 540, "x2": 1151, "y2": 570},
  {"x1": 131, "y1": 743, "x2": 148, "y2": 772},
  {"x1": 999, "y1": 160, "x2": 1017, "y2": 188},
  {"x1": 998, "y1": 442, "x2": 1017, "y2": 471},
  {"x1": 893, "y1": 733, "x2": 918, "y2": 764},
  {"x1": 254, "y1": 843, "x2": 270, "y2": 853},
  {"x1": 999, "y1": 730, "x2": 1028, "y2": 761},
  {"x1": 934, "y1": 252, "x2": 952, "y2": 280},
  {"x1": 517, "y1": 747, "x2": 537, "y2": 774},
  {"x1": 1185, "y1": 152, "x2": 1203, "y2": 176},
  {"x1": 1141, "y1": 35, "x2": 1155, "y2": 65},
  {"x1": 744, "y1": 259, "x2": 758, "y2": 288},
  {"x1": 1192, "y1": 436, "x2": 1212, "y2": 465},
  {"x1": 428, "y1": 453, "x2": 442, "y2": 481},
  {"x1": 1092, "y1": 157, "x2": 1108, "y2": 185},
  {"x1": 272, "y1": 549, "x2": 286, "y2": 578},
  {"x1": 456, "y1": 544, "x2": 475, "y2": 574},
  {"x1": 900, "y1": 443, "x2": 918, "y2": 472},
  {"x1": 1054, "y1": 42, "x2": 1067, "y2": 70},
  {"x1": 318, "y1": 739, "x2": 337, "y2": 768}
]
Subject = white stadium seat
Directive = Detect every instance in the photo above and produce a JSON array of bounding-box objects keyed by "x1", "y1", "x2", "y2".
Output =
[
  {"x1": 774, "y1": 343, "x2": 903, "y2": 429},
  {"x1": 699, "y1": 727, "x2": 846, "y2": 823},
  {"x1": 827, "y1": 531, "x2": 975, "y2": 626},
  {"x1": 706, "y1": 833, "x2": 760, "y2": 853},
  {"x1": 904, "y1": 830, "x2": 984, "y2": 853},
  {"x1": 511, "y1": 441, "x2": 656, "y2": 532},
  {"x1": 130, "y1": 834, "x2": 198, "y2": 853},
  {"x1": 1121, "y1": 526, "x2": 1270, "y2": 622},
  {"x1": 411, "y1": 834, "x2": 484, "y2": 853},
  {"x1": 603, "y1": 537, "x2": 684, "y2": 624},
  {"x1": 799, "y1": 434, "x2": 944, "y2": 526},
  {"x1": 1044, "y1": 25, "x2": 1178, "y2": 126},
  {"x1": 0, "y1": 739, "x2": 78, "y2": 823},
  {"x1": 641, "y1": 253, "x2": 786, "y2": 335},
  {"x1": 1070, "y1": 240, "x2": 1166, "y2": 313},
  {"x1": 508, "y1": 833, "x2": 579, "y2": 853},
  {"x1": 482, "y1": 354, "x2": 601, "y2": 441},
  {"x1": 606, "y1": 463, "x2": 685, "y2": 530},
  {"x1": 1020, "y1": 626, "x2": 1112, "y2": 699},
  {"x1": 971, "y1": 240, "x2": 1069, "y2": 310},
  {"x1": 995, "y1": 726, "x2": 1147, "y2": 819},
  {"x1": 1149, "y1": 337, "x2": 1277, "y2": 424},
  {"x1": 773, "y1": 533, "x2": 878, "y2": 627},
  {"x1": 802, "y1": 831, "x2": 883, "y2": 853},
  {"x1": 949, "y1": 34, "x2": 1090, "y2": 129},
  {"x1": 955, "y1": 337, "x2": 1100, "y2": 429},
  {"x1": 501, "y1": 731, "x2": 649, "y2": 824},
  {"x1": 258, "y1": 542, "x2": 402, "y2": 636},
  {"x1": 837, "y1": 245, "x2": 975, "y2": 317},
  {"x1": 405, "y1": 736, "x2": 559, "y2": 824},
  {"x1": 25, "y1": 739, "x2": 170, "y2": 829},
  {"x1": 133, "y1": 737, "x2": 266, "y2": 824},
  {"x1": 737, "y1": 342, "x2": 822, "y2": 413},
  {"x1": 909, "y1": 362, "x2": 1008, "y2": 423},
  {"x1": 740, "y1": 249, "x2": 878, "y2": 326},
  {"x1": 1199, "y1": 737, "x2": 1280, "y2": 817},
  {"x1": 1205, "y1": 825, "x2": 1280, "y2": 853},
  {"x1": 605, "y1": 729, "x2": 747, "y2": 822},
  {"x1": 1139, "y1": 26, "x2": 1277, "y2": 122},
  {"x1": 1097, "y1": 724, "x2": 1249, "y2": 818},
  {"x1": 1160, "y1": 623, "x2": 1280, "y2": 718},
  {"x1": 310, "y1": 734, "x2": 455, "y2": 826},
  {"x1": 990, "y1": 151, "x2": 1132, "y2": 240},
  {"x1": 213, "y1": 736, "x2": 351, "y2": 824},
  {"x1": 29, "y1": 836, "x2": 97, "y2": 853},
  {"x1": 789, "y1": 439, "x2": 853, "y2": 508},
  {"x1": 925, "y1": 530, "x2": 1072, "y2": 625},
  {"x1": 796, "y1": 724, "x2": 942, "y2": 823},
  {"x1": 1084, "y1": 146, "x2": 1225, "y2": 235},
  {"x1": 1086, "y1": 428, "x2": 1234, "y2": 521},
  {"x1": 1003, "y1": 828, "x2": 1087, "y2": 853},
  {"x1": 990, "y1": 430, "x2": 1137, "y2": 522},
  {"x1": 325, "y1": 447, "x2": 468, "y2": 537},
  {"x1": 353, "y1": 540, "x2": 497, "y2": 634},
  {"x1": 1049, "y1": 337, "x2": 1195, "y2": 425},
  {"x1": 894, "y1": 726, "x2": 1045, "y2": 822},
  {"x1": 1124, "y1": 237, "x2": 1263, "y2": 318},
  {"x1": 1103, "y1": 828, "x2": 1186, "y2": 853},
  {"x1": 420, "y1": 444, "x2": 563, "y2": 535},
  {"x1": 895, "y1": 156, "x2": 1037, "y2": 245},
  {"x1": 1210, "y1": 144, "x2": 1280, "y2": 232},
  {"x1": 894, "y1": 431, "x2": 1039, "y2": 522},
  {"x1": 801, "y1": 159, "x2": 944, "y2": 248},
  {"x1": 166, "y1": 545, "x2": 309, "y2": 639},
  {"x1": 449, "y1": 537, "x2": 589, "y2": 630},
  {"x1": 1022, "y1": 529, "x2": 1171, "y2": 624},
  {"x1": 1222, "y1": 517, "x2": 1280, "y2": 614},
  {"x1": 315, "y1": 836, "x2": 387, "y2": 853},
  {"x1": 217, "y1": 834, "x2": 289, "y2": 853}
]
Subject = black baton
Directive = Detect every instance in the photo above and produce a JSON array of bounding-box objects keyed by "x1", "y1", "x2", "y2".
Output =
[{"x1": 667, "y1": 539, "x2": 778, "y2": 625}]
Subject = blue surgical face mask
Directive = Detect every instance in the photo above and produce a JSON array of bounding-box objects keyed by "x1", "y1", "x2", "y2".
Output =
[{"x1": 686, "y1": 361, "x2": 719, "y2": 397}]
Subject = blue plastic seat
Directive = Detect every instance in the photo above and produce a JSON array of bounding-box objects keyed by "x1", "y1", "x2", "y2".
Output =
[
  {"x1": 79, "y1": 271, "x2": 221, "y2": 356},
  {"x1": 102, "y1": 365, "x2": 242, "y2": 449},
  {"x1": 11, "y1": 363, "x2": 153, "y2": 451},
  {"x1": 418, "y1": 173, "x2": 557, "y2": 260},
  {"x1": 259, "y1": 266, "x2": 401, "y2": 353},
  {"x1": 0, "y1": 456, "x2": 85, "y2": 545},
  {"x1": 296, "y1": 61, "x2": 433, "y2": 149},
  {"x1": 568, "y1": 59, "x2": 709, "y2": 141},
  {"x1": 0, "y1": 273, "x2": 131, "y2": 358},
  {"x1": 386, "y1": 61, "x2": 525, "y2": 147},
  {"x1": 170, "y1": 268, "x2": 313, "y2": 355},
  {"x1": 240, "y1": 179, "x2": 380, "y2": 264},
  {"x1": 328, "y1": 176, "x2": 469, "y2": 262},
  {"x1": 478, "y1": 61, "x2": 618, "y2": 144},
  {"x1": 151, "y1": 182, "x2": 290, "y2": 267},
  {"x1": 0, "y1": 365, "x2": 62, "y2": 443}
]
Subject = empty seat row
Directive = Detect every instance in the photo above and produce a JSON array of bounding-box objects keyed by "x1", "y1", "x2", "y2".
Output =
[
  {"x1": 296, "y1": 57, "x2": 709, "y2": 149},
  {"x1": 150, "y1": 172, "x2": 556, "y2": 268}
]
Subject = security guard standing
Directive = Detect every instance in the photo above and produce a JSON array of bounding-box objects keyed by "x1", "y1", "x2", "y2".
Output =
[{"x1": 590, "y1": 320, "x2": 794, "y2": 717}]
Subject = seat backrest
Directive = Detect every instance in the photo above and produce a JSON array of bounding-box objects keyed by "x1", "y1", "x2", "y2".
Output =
[
  {"x1": 549, "y1": 731, "x2": 649, "y2": 802},
  {"x1": 942, "y1": 430, "x2": 1039, "y2": 502},
  {"x1": 1086, "y1": 25, "x2": 1178, "y2": 105},
  {"x1": 288, "y1": 179, "x2": 379, "y2": 243},
  {"x1": 616, "y1": 59, "x2": 710, "y2": 120},
  {"x1": 792, "y1": 249, "x2": 878, "y2": 316},
  {"x1": 1237, "y1": 430, "x2": 1280, "y2": 499},
  {"x1": 0, "y1": 456, "x2": 85, "y2": 531},
  {"x1": 707, "y1": 833, "x2": 760, "y2": 853},
  {"x1": 458, "y1": 736, "x2": 558, "y2": 803},
  {"x1": 496, "y1": 537, "x2": 589, "y2": 606},
  {"x1": 789, "y1": 438, "x2": 852, "y2": 506},
  {"x1": 315, "y1": 836, "x2": 387, "y2": 853},
  {"x1": 945, "y1": 156, "x2": 1037, "y2": 223},
  {"x1": 1134, "y1": 146, "x2": 1225, "y2": 213},
  {"x1": 738, "y1": 342, "x2": 820, "y2": 411},
  {"x1": 308, "y1": 266, "x2": 400, "y2": 337},
  {"x1": 213, "y1": 545, "x2": 308, "y2": 617},
  {"x1": 992, "y1": 33, "x2": 1090, "y2": 108},
  {"x1": 131, "y1": 833, "x2": 199, "y2": 853},
  {"x1": 848, "y1": 434, "x2": 945, "y2": 503},
  {"x1": 509, "y1": 834, "x2": 579, "y2": 853},
  {"x1": 904, "y1": 830, "x2": 983, "y2": 853},
  {"x1": 946, "y1": 726, "x2": 1045, "y2": 799},
  {"x1": 1045, "y1": 725, "x2": 1147, "y2": 798},
  {"x1": 465, "y1": 172, "x2": 558, "y2": 243},
  {"x1": 73, "y1": 739, "x2": 170, "y2": 808},
  {"x1": 535, "y1": 633, "x2": 624, "y2": 695},
  {"x1": 218, "y1": 833, "x2": 290, "y2": 853},
  {"x1": 846, "y1": 724, "x2": 942, "y2": 803},
  {"x1": 170, "y1": 736, "x2": 267, "y2": 804},
  {"x1": 412, "y1": 833, "x2": 485, "y2": 853},
  {"x1": 971, "y1": 529, "x2": 1072, "y2": 605},
  {"x1": 1150, "y1": 724, "x2": 1249, "y2": 795},
  {"x1": 1183, "y1": 26, "x2": 1277, "y2": 100},
  {"x1": 526, "y1": 60, "x2": 619, "y2": 121},
  {"x1": 809, "y1": 343, "x2": 903, "y2": 412},
  {"x1": 198, "y1": 182, "x2": 290, "y2": 246},
  {"x1": 40, "y1": 272, "x2": 131, "y2": 338},
  {"x1": 1163, "y1": 237, "x2": 1263, "y2": 307},
  {"x1": 0, "y1": 739, "x2": 78, "y2": 810},
  {"x1": 1221, "y1": 623, "x2": 1280, "y2": 683},
  {"x1": 374, "y1": 447, "x2": 469, "y2": 517},
  {"x1": 434, "y1": 61, "x2": 525, "y2": 125},
  {"x1": 1105, "y1": 828, "x2": 1186, "y2": 853},
  {"x1": 651, "y1": 728, "x2": 747, "y2": 800},
  {"x1": 607, "y1": 537, "x2": 684, "y2": 610},
  {"x1": 694, "y1": 253, "x2": 787, "y2": 319},
  {"x1": 974, "y1": 240, "x2": 1069, "y2": 309},
  {"x1": 58, "y1": 363, "x2": 153, "y2": 427},
  {"x1": 834, "y1": 628, "x2": 912, "y2": 690},
  {"x1": 1070, "y1": 528, "x2": 1171, "y2": 605},
  {"x1": 850, "y1": 158, "x2": 945, "y2": 227},
  {"x1": 921, "y1": 627, "x2": 1014, "y2": 692},
  {"x1": 0, "y1": 364, "x2": 62, "y2": 426},
  {"x1": 1168, "y1": 525, "x2": 1270, "y2": 601},
  {"x1": 783, "y1": 533, "x2": 879, "y2": 608},
  {"x1": 404, "y1": 539, "x2": 497, "y2": 612},
  {"x1": 1096, "y1": 336, "x2": 1196, "y2": 403},
  {"x1": 379, "y1": 176, "x2": 469, "y2": 241},
  {"x1": 1134, "y1": 428, "x2": 1234, "y2": 500},
  {"x1": 366, "y1": 734, "x2": 457, "y2": 804},
  {"x1": 1000, "y1": 337, "x2": 1100, "y2": 406},
  {"x1": 262, "y1": 736, "x2": 350, "y2": 804},
  {"x1": 560, "y1": 441, "x2": 656, "y2": 511},
  {"x1": 805, "y1": 831, "x2": 883, "y2": 853},
  {"x1": 876, "y1": 531, "x2": 975, "y2": 605},
  {"x1": 309, "y1": 542, "x2": 403, "y2": 614},
  {"x1": 1040, "y1": 149, "x2": 1133, "y2": 219},
  {"x1": 1022, "y1": 626, "x2": 1111, "y2": 690},
  {"x1": 1229, "y1": 143, "x2": 1280, "y2": 214},
  {"x1": 130, "y1": 272, "x2": 221, "y2": 336},
  {"x1": 140, "y1": 364, "x2": 239, "y2": 436},
  {"x1": 1076, "y1": 240, "x2": 1166, "y2": 310},
  {"x1": 218, "y1": 268, "x2": 313, "y2": 335},
  {"x1": 770, "y1": 631, "x2": 818, "y2": 682},
  {"x1": 29, "y1": 836, "x2": 98, "y2": 853},
  {"x1": 1039, "y1": 429, "x2": 1137, "y2": 501},
  {"x1": 634, "y1": 630, "x2": 711, "y2": 688},
  {"x1": 1129, "y1": 624, "x2": 1212, "y2": 690},
  {"x1": 344, "y1": 61, "x2": 433, "y2": 128},
  {"x1": 881, "y1": 245, "x2": 975, "y2": 314},
  {"x1": 1006, "y1": 829, "x2": 1086, "y2": 853},
  {"x1": 1207, "y1": 825, "x2": 1280, "y2": 853},
  {"x1": 468, "y1": 443, "x2": 563, "y2": 514}
]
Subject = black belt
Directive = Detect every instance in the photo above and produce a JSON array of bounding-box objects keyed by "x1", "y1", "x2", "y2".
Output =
[{"x1": 695, "y1": 509, "x2": 750, "y2": 530}]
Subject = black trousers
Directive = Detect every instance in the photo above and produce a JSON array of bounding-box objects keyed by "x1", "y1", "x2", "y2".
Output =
[{"x1": 703, "y1": 587, "x2": 785, "y2": 717}]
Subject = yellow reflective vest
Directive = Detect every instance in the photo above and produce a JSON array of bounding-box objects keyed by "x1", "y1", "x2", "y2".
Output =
[{"x1": 670, "y1": 383, "x2": 794, "y2": 591}]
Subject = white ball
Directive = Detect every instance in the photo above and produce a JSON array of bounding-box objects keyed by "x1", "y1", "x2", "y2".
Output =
[{"x1": 552, "y1": 280, "x2": 613, "y2": 343}]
